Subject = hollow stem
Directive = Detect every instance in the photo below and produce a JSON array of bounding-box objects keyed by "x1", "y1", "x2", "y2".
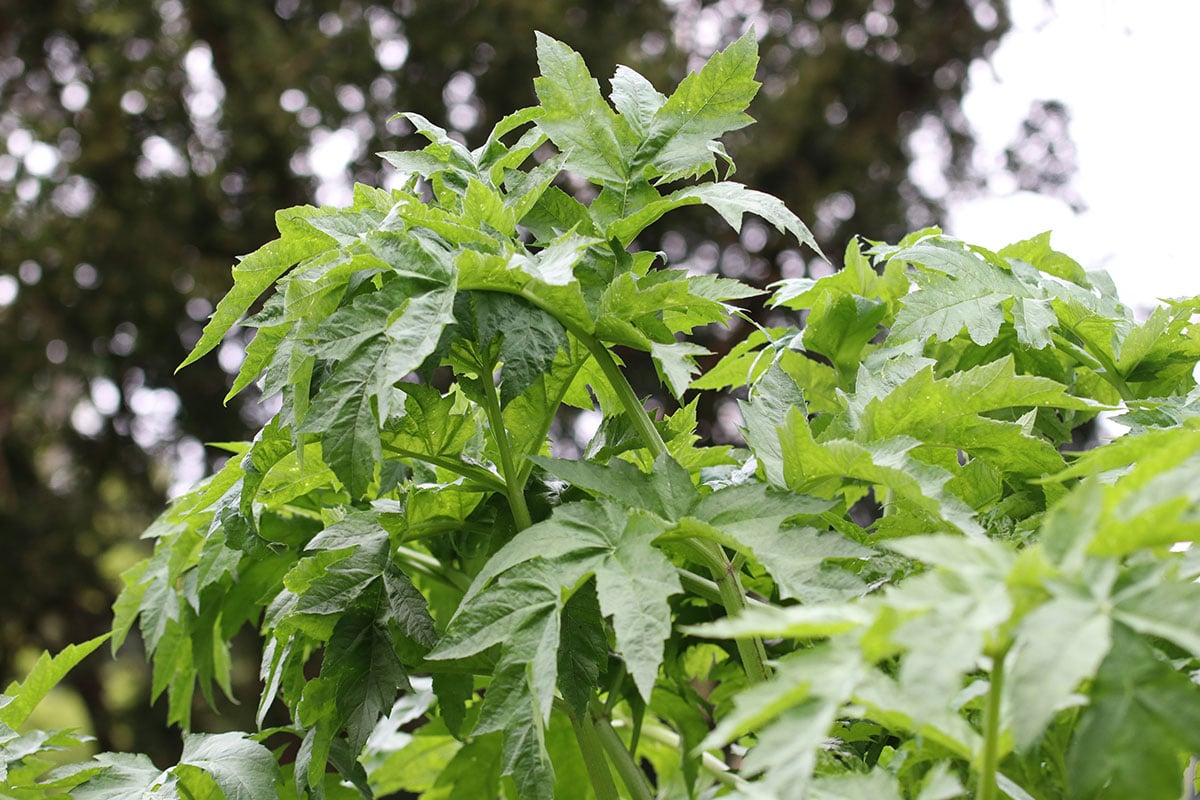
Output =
[{"x1": 706, "y1": 542, "x2": 771, "y2": 685}]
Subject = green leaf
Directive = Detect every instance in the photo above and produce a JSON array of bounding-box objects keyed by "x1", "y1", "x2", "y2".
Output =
[
  {"x1": 632, "y1": 29, "x2": 759, "y2": 182},
  {"x1": 609, "y1": 181, "x2": 818, "y2": 253},
  {"x1": 704, "y1": 643, "x2": 865, "y2": 796},
  {"x1": 533, "y1": 33, "x2": 633, "y2": 185},
  {"x1": 999, "y1": 231, "x2": 1092, "y2": 287},
  {"x1": 460, "y1": 292, "x2": 569, "y2": 405},
  {"x1": 609, "y1": 65, "x2": 666, "y2": 137},
  {"x1": 686, "y1": 601, "x2": 872, "y2": 641},
  {"x1": 437, "y1": 500, "x2": 680, "y2": 700},
  {"x1": 1067, "y1": 626, "x2": 1200, "y2": 800},
  {"x1": 692, "y1": 483, "x2": 868, "y2": 603},
  {"x1": 889, "y1": 239, "x2": 1048, "y2": 347},
  {"x1": 799, "y1": 291, "x2": 889, "y2": 379},
  {"x1": 809, "y1": 770, "x2": 905, "y2": 800},
  {"x1": 0, "y1": 634, "x2": 110, "y2": 728},
  {"x1": 321, "y1": 608, "x2": 408, "y2": 754},
  {"x1": 771, "y1": 236, "x2": 908, "y2": 310},
  {"x1": 457, "y1": 247, "x2": 595, "y2": 337},
  {"x1": 1003, "y1": 595, "x2": 1111, "y2": 749},
  {"x1": 740, "y1": 362, "x2": 807, "y2": 488},
  {"x1": 177, "y1": 732, "x2": 280, "y2": 800},
  {"x1": 858, "y1": 356, "x2": 1095, "y2": 479},
  {"x1": 420, "y1": 734, "x2": 503, "y2": 800},
  {"x1": 528, "y1": 452, "x2": 697, "y2": 521},
  {"x1": 55, "y1": 752, "x2": 165, "y2": 799},
  {"x1": 649, "y1": 340, "x2": 711, "y2": 400},
  {"x1": 180, "y1": 205, "x2": 337, "y2": 370},
  {"x1": 388, "y1": 384, "x2": 479, "y2": 457},
  {"x1": 775, "y1": 409, "x2": 984, "y2": 537},
  {"x1": 1113, "y1": 578, "x2": 1200, "y2": 660},
  {"x1": 299, "y1": 281, "x2": 457, "y2": 497},
  {"x1": 556, "y1": 581, "x2": 608, "y2": 717}
]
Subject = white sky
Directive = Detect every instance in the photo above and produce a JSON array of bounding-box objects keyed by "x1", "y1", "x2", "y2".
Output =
[{"x1": 947, "y1": 0, "x2": 1200, "y2": 310}]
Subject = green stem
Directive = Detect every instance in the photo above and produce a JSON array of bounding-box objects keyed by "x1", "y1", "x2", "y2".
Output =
[
  {"x1": 395, "y1": 545, "x2": 472, "y2": 592},
  {"x1": 591, "y1": 704, "x2": 655, "y2": 800},
  {"x1": 637, "y1": 718, "x2": 751, "y2": 793},
  {"x1": 479, "y1": 367, "x2": 534, "y2": 531},
  {"x1": 1051, "y1": 330, "x2": 1134, "y2": 401},
  {"x1": 695, "y1": 540, "x2": 771, "y2": 684},
  {"x1": 568, "y1": 706, "x2": 621, "y2": 800},
  {"x1": 979, "y1": 646, "x2": 1008, "y2": 800},
  {"x1": 381, "y1": 443, "x2": 507, "y2": 493},
  {"x1": 677, "y1": 567, "x2": 771, "y2": 611},
  {"x1": 457, "y1": 279, "x2": 669, "y2": 461},
  {"x1": 581, "y1": 335, "x2": 668, "y2": 460}
]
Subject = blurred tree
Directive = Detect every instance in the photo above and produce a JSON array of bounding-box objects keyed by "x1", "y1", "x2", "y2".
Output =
[{"x1": 0, "y1": 0, "x2": 1011, "y2": 760}]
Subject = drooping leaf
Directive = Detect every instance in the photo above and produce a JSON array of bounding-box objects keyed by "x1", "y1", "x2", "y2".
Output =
[
  {"x1": 299, "y1": 281, "x2": 457, "y2": 497},
  {"x1": 460, "y1": 292, "x2": 569, "y2": 405},
  {"x1": 556, "y1": 581, "x2": 608, "y2": 717},
  {"x1": 321, "y1": 607, "x2": 409, "y2": 754},
  {"x1": 437, "y1": 500, "x2": 680, "y2": 700}
]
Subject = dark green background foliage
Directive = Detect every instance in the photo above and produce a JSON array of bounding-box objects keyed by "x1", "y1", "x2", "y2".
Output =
[{"x1": 1, "y1": 0, "x2": 1012, "y2": 759}]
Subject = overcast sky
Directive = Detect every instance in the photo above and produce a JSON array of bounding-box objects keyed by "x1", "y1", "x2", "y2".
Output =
[{"x1": 945, "y1": 0, "x2": 1199, "y2": 310}]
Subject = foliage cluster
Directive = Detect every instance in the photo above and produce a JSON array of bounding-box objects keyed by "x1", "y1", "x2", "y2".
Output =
[
  {"x1": 0, "y1": 5, "x2": 1011, "y2": 746},
  {"x1": 4, "y1": 32, "x2": 1199, "y2": 800}
]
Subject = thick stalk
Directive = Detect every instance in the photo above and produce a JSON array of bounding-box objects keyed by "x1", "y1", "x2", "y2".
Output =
[
  {"x1": 677, "y1": 568, "x2": 771, "y2": 611},
  {"x1": 979, "y1": 647, "x2": 1008, "y2": 800},
  {"x1": 479, "y1": 368, "x2": 534, "y2": 531},
  {"x1": 568, "y1": 707, "x2": 621, "y2": 800},
  {"x1": 591, "y1": 703, "x2": 655, "y2": 800},
  {"x1": 580, "y1": 336, "x2": 668, "y2": 460},
  {"x1": 706, "y1": 541, "x2": 771, "y2": 684}
]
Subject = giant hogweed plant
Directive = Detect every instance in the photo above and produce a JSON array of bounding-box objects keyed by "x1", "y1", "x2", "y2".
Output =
[{"x1": 4, "y1": 31, "x2": 1200, "y2": 800}]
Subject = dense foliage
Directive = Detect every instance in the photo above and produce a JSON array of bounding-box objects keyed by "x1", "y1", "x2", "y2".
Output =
[
  {"x1": 5, "y1": 31, "x2": 1198, "y2": 800},
  {"x1": 0, "y1": 4, "x2": 1019, "y2": 754}
]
